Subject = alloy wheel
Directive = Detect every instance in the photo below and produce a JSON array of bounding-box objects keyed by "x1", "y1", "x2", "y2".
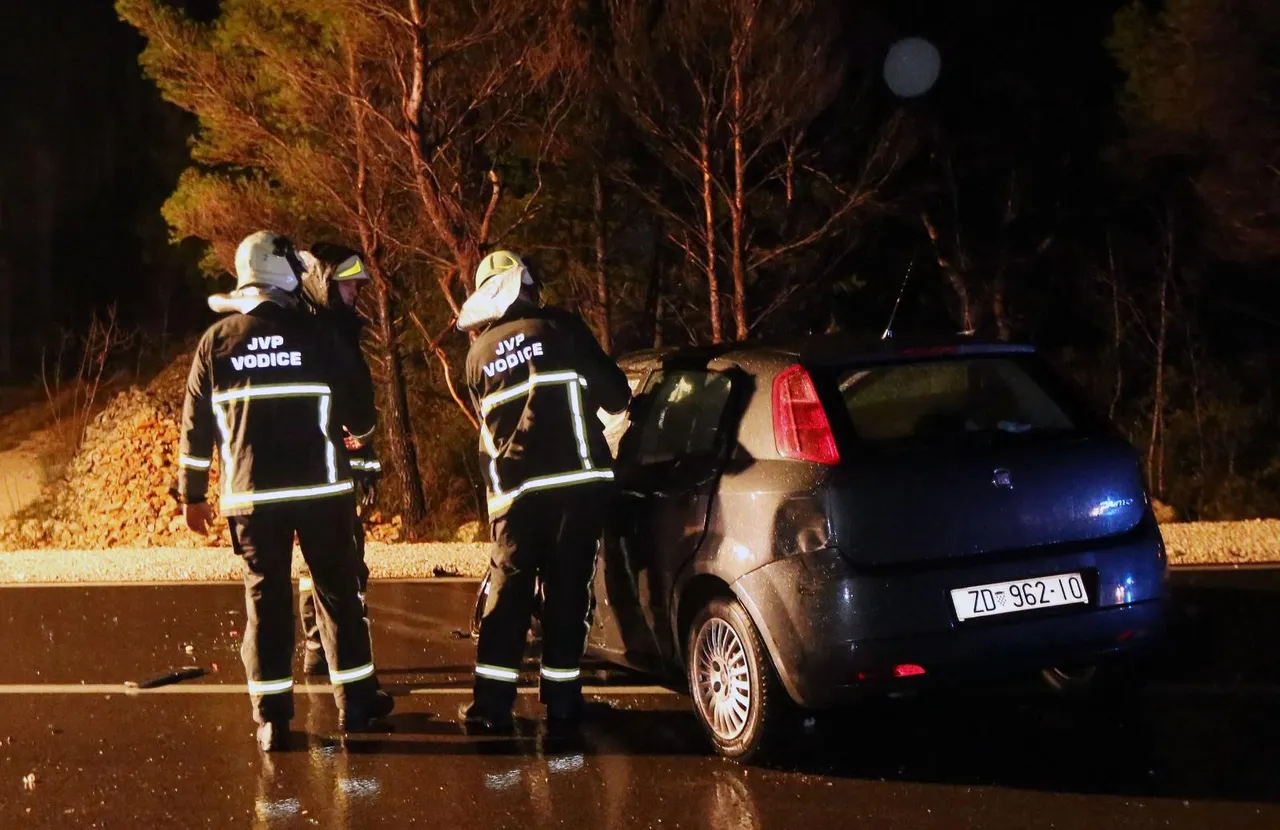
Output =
[{"x1": 692, "y1": 618, "x2": 753, "y2": 742}]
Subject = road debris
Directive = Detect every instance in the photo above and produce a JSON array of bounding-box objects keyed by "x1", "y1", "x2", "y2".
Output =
[{"x1": 125, "y1": 666, "x2": 208, "y2": 690}]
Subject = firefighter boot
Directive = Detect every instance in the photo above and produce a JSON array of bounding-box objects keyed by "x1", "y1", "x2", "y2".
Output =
[
  {"x1": 256, "y1": 720, "x2": 290, "y2": 752},
  {"x1": 458, "y1": 701, "x2": 516, "y2": 735},
  {"x1": 339, "y1": 690, "x2": 395, "y2": 733}
]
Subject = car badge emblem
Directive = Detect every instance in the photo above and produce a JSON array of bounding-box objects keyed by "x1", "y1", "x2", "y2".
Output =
[{"x1": 992, "y1": 468, "x2": 1013, "y2": 489}]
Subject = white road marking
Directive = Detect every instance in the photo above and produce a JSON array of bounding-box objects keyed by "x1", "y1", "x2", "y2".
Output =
[
  {"x1": 0, "y1": 683, "x2": 675, "y2": 696},
  {"x1": 2, "y1": 562, "x2": 1276, "y2": 589},
  {"x1": 2, "y1": 681, "x2": 1277, "y2": 698},
  {"x1": 0, "y1": 577, "x2": 483, "y2": 589}
]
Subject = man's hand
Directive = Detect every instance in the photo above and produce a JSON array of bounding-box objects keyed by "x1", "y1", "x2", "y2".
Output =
[
  {"x1": 358, "y1": 481, "x2": 378, "y2": 511},
  {"x1": 184, "y1": 502, "x2": 214, "y2": 535},
  {"x1": 343, "y1": 426, "x2": 366, "y2": 451}
]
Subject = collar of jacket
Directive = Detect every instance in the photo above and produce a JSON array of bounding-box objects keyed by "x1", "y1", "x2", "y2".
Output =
[
  {"x1": 207, "y1": 286, "x2": 300, "y2": 315},
  {"x1": 475, "y1": 300, "x2": 551, "y2": 336}
]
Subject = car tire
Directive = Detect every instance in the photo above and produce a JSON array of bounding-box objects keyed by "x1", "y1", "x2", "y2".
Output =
[
  {"x1": 686, "y1": 597, "x2": 784, "y2": 763},
  {"x1": 1041, "y1": 664, "x2": 1099, "y2": 695},
  {"x1": 1041, "y1": 662, "x2": 1142, "y2": 703}
]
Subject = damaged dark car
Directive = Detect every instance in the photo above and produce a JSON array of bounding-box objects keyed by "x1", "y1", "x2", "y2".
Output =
[{"x1": 478, "y1": 336, "x2": 1169, "y2": 761}]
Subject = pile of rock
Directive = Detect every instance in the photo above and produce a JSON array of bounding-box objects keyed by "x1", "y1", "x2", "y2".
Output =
[
  {"x1": 0, "y1": 387, "x2": 222, "y2": 550},
  {"x1": 0, "y1": 352, "x2": 405, "y2": 550},
  {"x1": 364, "y1": 512, "x2": 404, "y2": 543}
]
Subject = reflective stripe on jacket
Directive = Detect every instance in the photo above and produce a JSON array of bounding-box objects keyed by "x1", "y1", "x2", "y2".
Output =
[
  {"x1": 465, "y1": 304, "x2": 630, "y2": 519},
  {"x1": 178, "y1": 301, "x2": 376, "y2": 516}
]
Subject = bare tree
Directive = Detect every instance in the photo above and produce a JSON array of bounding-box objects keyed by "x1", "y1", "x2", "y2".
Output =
[
  {"x1": 1104, "y1": 232, "x2": 1125, "y2": 420},
  {"x1": 921, "y1": 161, "x2": 1053, "y2": 338},
  {"x1": 921, "y1": 210, "x2": 975, "y2": 334},
  {"x1": 344, "y1": 40, "x2": 429, "y2": 530},
  {"x1": 1148, "y1": 209, "x2": 1174, "y2": 496},
  {"x1": 606, "y1": 0, "x2": 726, "y2": 342},
  {"x1": 592, "y1": 167, "x2": 613, "y2": 352},
  {"x1": 605, "y1": 0, "x2": 899, "y2": 342},
  {"x1": 348, "y1": 0, "x2": 578, "y2": 304},
  {"x1": 645, "y1": 217, "x2": 666, "y2": 348}
]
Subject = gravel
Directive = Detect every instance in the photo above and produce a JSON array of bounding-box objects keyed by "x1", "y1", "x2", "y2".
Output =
[
  {"x1": 0, "y1": 520, "x2": 1276, "y2": 584},
  {"x1": 1160, "y1": 520, "x2": 1280, "y2": 566},
  {"x1": 0, "y1": 542, "x2": 491, "y2": 584}
]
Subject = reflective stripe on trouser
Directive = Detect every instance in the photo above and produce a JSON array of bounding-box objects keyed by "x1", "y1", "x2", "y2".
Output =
[
  {"x1": 472, "y1": 486, "x2": 607, "y2": 714},
  {"x1": 248, "y1": 677, "x2": 294, "y2": 695},
  {"x1": 540, "y1": 666, "x2": 580, "y2": 681},
  {"x1": 230, "y1": 498, "x2": 377, "y2": 724},
  {"x1": 476, "y1": 664, "x2": 521, "y2": 682},
  {"x1": 330, "y1": 662, "x2": 375, "y2": 684}
]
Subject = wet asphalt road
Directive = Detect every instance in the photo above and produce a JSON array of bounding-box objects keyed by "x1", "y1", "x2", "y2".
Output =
[{"x1": 3, "y1": 571, "x2": 1280, "y2": 828}]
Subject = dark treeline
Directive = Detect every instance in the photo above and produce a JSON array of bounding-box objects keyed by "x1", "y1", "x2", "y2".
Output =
[{"x1": 3, "y1": 0, "x2": 1276, "y2": 534}]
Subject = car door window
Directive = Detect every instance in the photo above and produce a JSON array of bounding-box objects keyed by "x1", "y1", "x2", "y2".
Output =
[{"x1": 635, "y1": 370, "x2": 733, "y2": 466}]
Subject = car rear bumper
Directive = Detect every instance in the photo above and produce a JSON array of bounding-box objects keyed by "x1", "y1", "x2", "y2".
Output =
[{"x1": 731, "y1": 531, "x2": 1168, "y2": 709}]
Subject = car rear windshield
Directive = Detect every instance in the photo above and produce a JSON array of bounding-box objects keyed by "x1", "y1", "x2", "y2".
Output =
[{"x1": 833, "y1": 356, "x2": 1081, "y2": 447}]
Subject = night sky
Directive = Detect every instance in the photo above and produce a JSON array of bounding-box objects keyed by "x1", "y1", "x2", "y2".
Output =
[{"x1": 1, "y1": 0, "x2": 216, "y2": 376}]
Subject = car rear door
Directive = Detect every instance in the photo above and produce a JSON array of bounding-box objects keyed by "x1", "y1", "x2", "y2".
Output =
[
  {"x1": 818, "y1": 353, "x2": 1150, "y2": 567},
  {"x1": 586, "y1": 366, "x2": 654, "y2": 661},
  {"x1": 590, "y1": 362, "x2": 739, "y2": 668}
]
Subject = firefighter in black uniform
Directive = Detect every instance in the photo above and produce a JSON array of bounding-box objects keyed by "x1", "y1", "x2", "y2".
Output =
[
  {"x1": 178, "y1": 231, "x2": 393, "y2": 751},
  {"x1": 457, "y1": 250, "x2": 631, "y2": 732},
  {"x1": 295, "y1": 242, "x2": 382, "y2": 677}
]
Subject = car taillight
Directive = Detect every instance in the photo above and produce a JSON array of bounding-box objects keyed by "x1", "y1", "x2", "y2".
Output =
[{"x1": 772, "y1": 365, "x2": 840, "y2": 465}]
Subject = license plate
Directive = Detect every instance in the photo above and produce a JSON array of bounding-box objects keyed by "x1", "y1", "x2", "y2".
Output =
[{"x1": 951, "y1": 572, "x2": 1089, "y2": 622}]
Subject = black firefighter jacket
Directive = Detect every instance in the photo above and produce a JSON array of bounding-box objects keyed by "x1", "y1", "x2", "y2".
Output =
[
  {"x1": 466, "y1": 303, "x2": 631, "y2": 520},
  {"x1": 177, "y1": 300, "x2": 377, "y2": 516},
  {"x1": 300, "y1": 245, "x2": 381, "y2": 481}
]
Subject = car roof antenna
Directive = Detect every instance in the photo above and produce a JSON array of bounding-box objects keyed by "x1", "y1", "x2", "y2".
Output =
[{"x1": 880, "y1": 255, "x2": 915, "y2": 341}]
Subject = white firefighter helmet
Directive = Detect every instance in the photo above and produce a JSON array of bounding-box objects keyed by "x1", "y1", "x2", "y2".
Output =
[
  {"x1": 475, "y1": 250, "x2": 533, "y2": 291},
  {"x1": 457, "y1": 250, "x2": 535, "y2": 332},
  {"x1": 234, "y1": 231, "x2": 303, "y2": 293}
]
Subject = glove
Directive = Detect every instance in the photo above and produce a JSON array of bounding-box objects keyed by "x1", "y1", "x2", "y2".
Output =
[{"x1": 357, "y1": 478, "x2": 378, "y2": 511}]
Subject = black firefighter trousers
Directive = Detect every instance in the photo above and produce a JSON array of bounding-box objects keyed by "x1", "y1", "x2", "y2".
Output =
[
  {"x1": 299, "y1": 500, "x2": 369, "y2": 653},
  {"x1": 229, "y1": 497, "x2": 379, "y2": 724},
  {"x1": 471, "y1": 486, "x2": 608, "y2": 717}
]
